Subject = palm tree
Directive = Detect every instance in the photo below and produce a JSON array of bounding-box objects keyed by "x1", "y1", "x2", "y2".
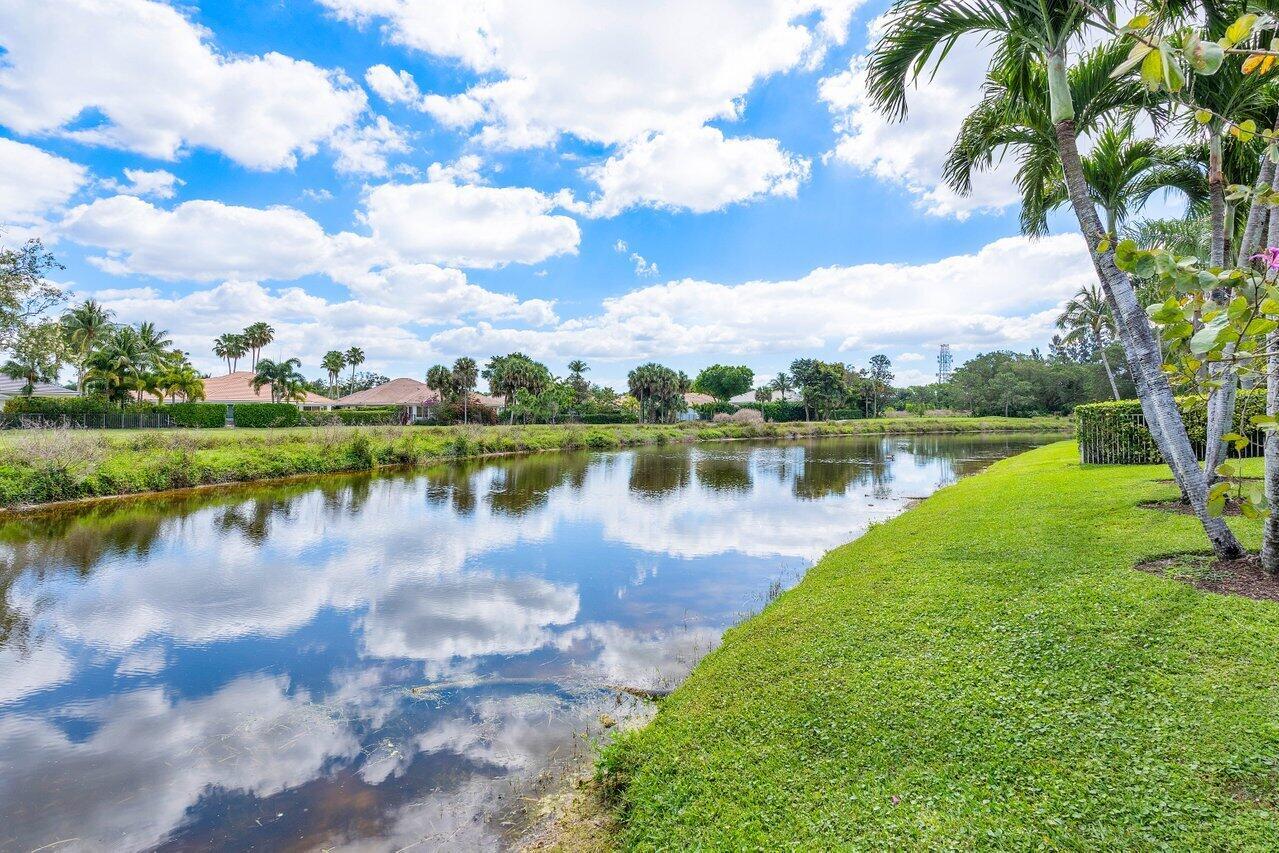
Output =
[
  {"x1": 944, "y1": 47, "x2": 1211, "y2": 239},
  {"x1": 321, "y1": 350, "x2": 346, "y2": 396},
  {"x1": 866, "y1": 0, "x2": 1242, "y2": 558},
  {"x1": 84, "y1": 325, "x2": 149, "y2": 406},
  {"x1": 344, "y1": 346, "x2": 365, "y2": 386},
  {"x1": 252, "y1": 357, "x2": 306, "y2": 403},
  {"x1": 61, "y1": 299, "x2": 114, "y2": 392},
  {"x1": 452, "y1": 356, "x2": 479, "y2": 424},
  {"x1": 1057, "y1": 284, "x2": 1121, "y2": 400},
  {"x1": 426, "y1": 364, "x2": 454, "y2": 401},
  {"x1": 770, "y1": 372, "x2": 793, "y2": 402},
  {"x1": 213, "y1": 333, "x2": 248, "y2": 374},
  {"x1": 243, "y1": 322, "x2": 275, "y2": 370},
  {"x1": 567, "y1": 359, "x2": 589, "y2": 378}
]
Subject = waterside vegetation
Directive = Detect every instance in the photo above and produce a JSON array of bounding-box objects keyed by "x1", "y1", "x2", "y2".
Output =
[{"x1": 0, "y1": 416, "x2": 1068, "y2": 510}]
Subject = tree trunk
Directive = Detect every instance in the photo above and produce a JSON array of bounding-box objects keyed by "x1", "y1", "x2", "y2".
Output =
[
  {"x1": 1264, "y1": 328, "x2": 1279, "y2": 573},
  {"x1": 1052, "y1": 111, "x2": 1243, "y2": 559},
  {"x1": 1095, "y1": 330, "x2": 1120, "y2": 400},
  {"x1": 1209, "y1": 131, "x2": 1226, "y2": 268},
  {"x1": 1203, "y1": 140, "x2": 1275, "y2": 481}
]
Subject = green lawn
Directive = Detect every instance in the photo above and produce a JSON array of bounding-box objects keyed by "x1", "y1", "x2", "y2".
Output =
[
  {"x1": 600, "y1": 442, "x2": 1279, "y2": 849},
  {"x1": 0, "y1": 416, "x2": 1067, "y2": 508}
]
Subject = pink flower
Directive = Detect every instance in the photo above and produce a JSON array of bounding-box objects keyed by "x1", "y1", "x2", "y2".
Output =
[{"x1": 1252, "y1": 247, "x2": 1279, "y2": 270}]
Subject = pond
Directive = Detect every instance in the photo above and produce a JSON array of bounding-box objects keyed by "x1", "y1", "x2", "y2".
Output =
[{"x1": 0, "y1": 433, "x2": 1061, "y2": 851}]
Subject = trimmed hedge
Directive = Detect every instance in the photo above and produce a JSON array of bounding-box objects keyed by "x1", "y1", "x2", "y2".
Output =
[
  {"x1": 3, "y1": 395, "x2": 161, "y2": 415},
  {"x1": 579, "y1": 411, "x2": 639, "y2": 424},
  {"x1": 301, "y1": 407, "x2": 399, "y2": 426},
  {"x1": 231, "y1": 402, "x2": 300, "y2": 428},
  {"x1": 1075, "y1": 391, "x2": 1266, "y2": 464},
  {"x1": 167, "y1": 402, "x2": 227, "y2": 428}
]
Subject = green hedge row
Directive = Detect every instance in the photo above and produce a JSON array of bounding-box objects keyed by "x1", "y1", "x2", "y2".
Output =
[
  {"x1": 301, "y1": 407, "x2": 399, "y2": 426},
  {"x1": 579, "y1": 411, "x2": 638, "y2": 424},
  {"x1": 3, "y1": 395, "x2": 162, "y2": 415},
  {"x1": 692, "y1": 401, "x2": 737, "y2": 418},
  {"x1": 231, "y1": 402, "x2": 301, "y2": 428},
  {"x1": 830, "y1": 408, "x2": 865, "y2": 421},
  {"x1": 1075, "y1": 391, "x2": 1267, "y2": 464},
  {"x1": 168, "y1": 402, "x2": 227, "y2": 428}
]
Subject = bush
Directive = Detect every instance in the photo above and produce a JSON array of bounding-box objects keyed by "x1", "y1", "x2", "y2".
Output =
[
  {"x1": 758, "y1": 401, "x2": 807, "y2": 422},
  {"x1": 729, "y1": 408, "x2": 764, "y2": 424},
  {"x1": 232, "y1": 403, "x2": 300, "y2": 428},
  {"x1": 1075, "y1": 391, "x2": 1266, "y2": 464},
  {"x1": 301, "y1": 407, "x2": 399, "y2": 426},
  {"x1": 428, "y1": 400, "x2": 500, "y2": 426},
  {"x1": 4, "y1": 395, "x2": 161, "y2": 415},
  {"x1": 830, "y1": 408, "x2": 865, "y2": 421},
  {"x1": 693, "y1": 401, "x2": 737, "y2": 420},
  {"x1": 579, "y1": 411, "x2": 638, "y2": 424},
  {"x1": 167, "y1": 402, "x2": 227, "y2": 428}
]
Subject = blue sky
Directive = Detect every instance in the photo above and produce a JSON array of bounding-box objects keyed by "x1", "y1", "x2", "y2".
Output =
[{"x1": 0, "y1": 0, "x2": 1106, "y2": 389}]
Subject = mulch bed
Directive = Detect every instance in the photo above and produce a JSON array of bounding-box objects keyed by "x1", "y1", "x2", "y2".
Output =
[
  {"x1": 1139, "y1": 499, "x2": 1244, "y2": 517},
  {"x1": 1137, "y1": 553, "x2": 1279, "y2": 603}
]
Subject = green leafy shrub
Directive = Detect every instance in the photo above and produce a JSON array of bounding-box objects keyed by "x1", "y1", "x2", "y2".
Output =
[
  {"x1": 758, "y1": 401, "x2": 807, "y2": 422},
  {"x1": 3, "y1": 395, "x2": 162, "y2": 415},
  {"x1": 429, "y1": 401, "x2": 500, "y2": 425},
  {"x1": 301, "y1": 407, "x2": 399, "y2": 426},
  {"x1": 167, "y1": 402, "x2": 227, "y2": 428},
  {"x1": 579, "y1": 411, "x2": 638, "y2": 424},
  {"x1": 231, "y1": 403, "x2": 300, "y2": 428},
  {"x1": 830, "y1": 408, "x2": 865, "y2": 421},
  {"x1": 1075, "y1": 391, "x2": 1266, "y2": 464}
]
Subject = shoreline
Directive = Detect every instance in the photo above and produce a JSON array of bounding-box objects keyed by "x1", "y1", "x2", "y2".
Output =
[
  {"x1": 0, "y1": 417, "x2": 1069, "y2": 513},
  {"x1": 584, "y1": 443, "x2": 1278, "y2": 848}
]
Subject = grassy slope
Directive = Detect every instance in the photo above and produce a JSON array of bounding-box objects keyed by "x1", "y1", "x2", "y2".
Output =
[
  {"x1": 0, "y1": 416, "x2": 1066, "y2": 508},
  {"x1": 601, "y1": 442, "x2": 1279, "y2": 850}
]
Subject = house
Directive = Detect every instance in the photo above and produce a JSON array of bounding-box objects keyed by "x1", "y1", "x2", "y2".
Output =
[
  {"x1": 680, "y1": 391, "x2": 716, "y2": 421},
  {"x1": 333, "y1": 378, "x2": 506, "y2": 422},
  {"x1": 0, "y1": 379, "x2": 78, "y2": 403},
  {"x1": 334, "y1": 377, "x2": 438, "y2": 421},
  {"x1": 202, "y1": 371, "x2": 335, "y2": 409}
]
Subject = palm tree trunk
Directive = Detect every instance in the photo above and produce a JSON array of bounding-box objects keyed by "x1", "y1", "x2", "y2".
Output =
[
  {"x1": 1209, "y1": 131, "x2": 1226, "y2": 268},
  {"x1": 1094, "y1": 330, "x2": 1120, "y2": 400},
  {"x1": 1264, "y1": 330, "x2": 1279, "y2": 573},
  {"x1": 1052, "y1": 111, "x2": 1243, "y2": 559}
]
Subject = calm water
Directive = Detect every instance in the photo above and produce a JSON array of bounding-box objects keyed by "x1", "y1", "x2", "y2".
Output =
[{"x1": 0, "y1": 433, "x2": 1058, "y2": 851}]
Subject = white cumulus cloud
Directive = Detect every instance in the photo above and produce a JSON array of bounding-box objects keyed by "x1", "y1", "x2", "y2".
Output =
[
  {"x1": 0, "y1": 0, "x2": 368, "y2": 170},
  {"x1": 578, "y1": 125, "x2": 810, "y2": 217},
  {"x1": 0, "y1": 138, "x2": 88, "y2": 232},
  {"x1": 320, "y1": 0, "x2": 863, "y2": 148}
]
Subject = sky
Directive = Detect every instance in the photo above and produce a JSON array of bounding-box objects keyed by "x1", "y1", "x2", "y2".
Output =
[{"x1": 0, "y1": 0, "x2": 1127, "y2": 389}]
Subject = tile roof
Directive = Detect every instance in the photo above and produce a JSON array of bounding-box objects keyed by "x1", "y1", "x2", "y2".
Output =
[{"x1": 201, "y1": 371, "x2": 334, "y2": 405}]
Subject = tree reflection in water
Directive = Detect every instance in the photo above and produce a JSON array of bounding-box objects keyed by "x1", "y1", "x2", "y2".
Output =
[{"x1": 0, "y1": 433, "x2": 1059, "y2": 851}]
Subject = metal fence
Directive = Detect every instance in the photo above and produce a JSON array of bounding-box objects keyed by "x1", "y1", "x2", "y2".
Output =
[
  {"x1": 1078, "y1": 410, "x2": 1265, "y2": 464},
  {"x1": 0, "y1": 412, "x2": 175, "y2": 430}
]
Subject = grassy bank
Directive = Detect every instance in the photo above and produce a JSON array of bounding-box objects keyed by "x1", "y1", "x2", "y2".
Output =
[
  {"x1": 599, "y1": 442, "x2": 1279, "y2": 849},
  {"x1": 0, "y1": 416, "x2": 1066, "y2": 509}
]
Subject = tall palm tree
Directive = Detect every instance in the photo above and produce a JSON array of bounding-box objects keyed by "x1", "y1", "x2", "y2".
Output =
[
  {"x1": 770, "y1": 372, "x2": 793, "y2": 402},
  {"x1": 1057, "y1": 284, "x2": 1121, "y2": 400},
  {"x1": 866, "y1": 0, "x2": 1243, "y2": 558},
  {"x1": 243, "y1": 322, "x2": 275, "y2": 370},
  {"x1": 344, "y1": 346, "x2": 365, "y2": 385},
  {"x1": 84, "y1": 325, "x2": 149, "y2": 405},
  {"x1": 252, "y1": 357, "x2": 306, "y2": 403},
  {"x1": 213, "y1": 333, "x2": 248, "y2": 374},
  {"x1": 452, "y1": 356, "x2": 479, "y2": 424},
  {"x1": 567, "y1": 359, "x2": 589, "y2": 378},
  {"x1": 61, "y1": 299, "x2": 113, "y2": 392},
  {"x1": 426, "y1": 364, "x2": 454, "y2": 400},
  {"x1": 321, "y1": 350, "x2": 346, "y2": 396}
]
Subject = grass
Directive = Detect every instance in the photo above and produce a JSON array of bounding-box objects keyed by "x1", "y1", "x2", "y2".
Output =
[
  {"x1": 598, "y1": 442, "x2": 1279, "y2": 849},
  {"x1": 0, "y1": 416, "x2": 1067, "y2": 509}
]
